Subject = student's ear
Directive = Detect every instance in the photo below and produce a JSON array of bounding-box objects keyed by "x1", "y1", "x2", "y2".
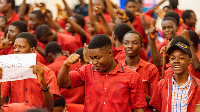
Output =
[
  {"x1": 47, "y1": 52, "x2": 53, "y2": 58},
  {"x1": 108, "y1": 49, "x2": 113, "y2": 57},
  {"x1": 31, "y1": 47, "x2": 36, "y2": 53}
]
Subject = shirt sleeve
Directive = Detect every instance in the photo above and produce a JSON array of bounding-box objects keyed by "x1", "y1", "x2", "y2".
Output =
[
  {"x1": 130, "y1": 72, "x2": 147, "y2": 109},
  {"x1": 149, "y1": 80, "x2": 164, "y2": 111},
  {"x1": 149, "y1": 66, "x2": 160, "y2": 96},
  {"x1": 69, "y1": 65, "x2": 87, "y2": 89},
  {"x1": 1, "y1": 81, "x2": 11, "y2": 99}
]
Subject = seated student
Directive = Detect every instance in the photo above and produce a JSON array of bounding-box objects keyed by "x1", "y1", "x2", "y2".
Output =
[
  {"x1": 35, "y1": 24, "x2": 81, "y2": 54},
  {"x1": 57, "y1": 34, "x2": 147, "y2": 111},
  {"x1": 0, "y1": 21, "x2": 47, "y2": 65},
  {"x1": 163, "y1": 30, "x2": 200, "y2": 79},
  {"x1": 0, "y1": 32, "x2": 60, "y2": 111},
  {"x1": 177, "y1": 10, "x2": 197, "y2": 36},
  {"x1": 45, "y1": 42, "x2": 84, "y2": 104},
  {"x1": 53, "y1": 95, "x2": 66, "y2": 112},
  {"x1": 150, "y1": 36, "x2": 200, "y2": 112},
  {"x1": 0, "y1": 16, "x2": 7, "y2": 33},
  {"x1": 122, "y1": 31, "x2": 159, "y2": 112},
  {"x1": 0, "y1": 0, "x2": 20, "y2": 26}
]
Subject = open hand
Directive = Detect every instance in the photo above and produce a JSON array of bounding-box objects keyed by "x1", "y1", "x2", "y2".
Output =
[{"x1": 35, "y1": 3, "x2": 46, "y2": 15}]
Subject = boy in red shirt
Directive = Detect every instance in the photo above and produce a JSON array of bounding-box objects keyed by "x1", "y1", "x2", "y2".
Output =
[
  {"x1": 0, "y1": 32, "x2": 60, "y2": 111},
  {"x1": 57, "y1": 34, "x2": 146, "y2": 112},
  {"x1": 122, "y1": 30, "x2": 159, "y2": 112},
  {"x1": 0, "y1": 0, "x2": 20, "y2": 26},
  {"x1": 150, "y1": 36, "x2": 200, "y2": 112},
  {"x1": 45, "y1": 41, "x2": 84, "y2": 104}
]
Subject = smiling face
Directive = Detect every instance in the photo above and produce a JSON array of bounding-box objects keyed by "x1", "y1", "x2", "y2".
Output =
[
  {"x1": 162, "y1": 20, "x2": 178, "y2": 41},
  {"x1": 88, "y1": 47, "x2": 113, "y2": 73},
  {"x1": 13, "y1": 38, "x2": 35, "y2": 54},
  {"x1": 123, "y1": 33, "x2": 143, "y2": 58},
  {"x1": 169, "y1": 49, "x2": 192, "y2": 76}
]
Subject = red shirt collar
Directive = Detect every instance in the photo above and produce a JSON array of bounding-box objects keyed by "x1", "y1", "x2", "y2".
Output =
[
  {"x1": 182, "y1": 23, "x2": 195, "y2": 31},
  {"x1": 122, "y1": 58, "x2": 144, "y2": 71}
]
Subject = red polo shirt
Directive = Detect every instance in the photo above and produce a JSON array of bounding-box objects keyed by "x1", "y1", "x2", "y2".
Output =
[
  {"x1": 0, "y1": 31, "x2": 4, "y2": 37},
  {"x1": 1, "y1": 103, "x2": 34, "y2": 112},
  {"x1": 69, "y1": 61, "x2": 147, "y2": 112},
  {"x1": 1, "y1": 62, "x2": 60, "y2": 107},
  {"x1": 47, "y1": 55, "x2": 84, "y2": 104},
  {"x1": 150, "y1": 73, "x2": 200, "y2": 112},
  {"x1": 122, "y1": 58, "x2": 159, "y2": 112},
  {"x1": 0, "y1": 44, "x2": 49, "y2": 65},
  {"x1": 177, "y1": 23, "x2": 195, "y2": 36},
  {"x1": 56, "y1": 19, "x2": 66, "y2": 29},
  {"x1": 173, "y1": 8, "x2": 184, "y2": 18}
]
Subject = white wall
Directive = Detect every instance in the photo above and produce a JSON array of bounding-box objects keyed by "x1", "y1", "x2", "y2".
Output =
[{"x1": 16, "y1": 0, "x2": 200, "y2": 31}]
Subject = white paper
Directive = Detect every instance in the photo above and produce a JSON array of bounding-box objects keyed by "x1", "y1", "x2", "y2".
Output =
[{"x1": 0, "y1": 53, "x2": 37, "y2": 82}]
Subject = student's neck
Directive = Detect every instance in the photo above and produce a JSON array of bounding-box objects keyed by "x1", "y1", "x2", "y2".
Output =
[
  {"x1": 105, "y1": 58, "x2": 117, "y2": 74},
  {"x1": 173, "y1": 72, "x2": 189, "y2": 86},
  {"x1": 54, "y1": 53, "x2": 63, "y2": 60},
  {"x1": 52, "y1": 33, "x2": 57, "y2": 41},
  {"x1": 115, "y1": 41, "x2": 123, "y2": 48},
  {"x1": 185, "y1": 23, "x2": 193, "y2": 29},
  {"x1": 126, "y1": 55, "x2": 140, "y2": 69},
  {"x1": 80, "y1": 2, "x2": 86, "y2": 7},
  {"x1": 4, "y1": 9, "x2": 14, "y2": 20}
]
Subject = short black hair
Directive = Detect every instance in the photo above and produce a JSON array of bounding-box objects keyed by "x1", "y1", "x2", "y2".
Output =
[
  {"x1": 88, "y1": 34, "x2": 112, "y2": 49},
  {"x1": 188, "y1": 30, "x2": 199, "y2": 49},
  {"x1": 25, "y1": 108, "x2": 47, "y2": 112},
  {"x1": 54, "y1": 95, "x2": 66, "y2": 108},
  {"x1": 164, "y1": 11, "x2": 180, "y2": 26},
  {"x1": 16, "y1": 32, "x2": 37, "y2": 48},
  {"x1": 125, "y1": 0, "x2": 137, "y2": 6},
  {"x1": 125, "y1": 10, "x2": 135, "y2": 23},
  {"x1": 125, "y1": 30, "x2": 143, "y2": 44},
  {"x1": 45, "y1": 41, "x2": 62, "y2": 55},
  {"x1": 35, "y1": 24, "x2": 51, "y2": 39},
  {"x1": 169, "y1": 0, "x2": 178, "y2": 9},
  {"x1": 163, "y1": 17, "x2": 178, "y2": 27},
  {"x1": 163, "y1": 5, "x2": 173, "y2": 10},
  {"x1": 10, "y1": 21, "x2": 27, "y2": 32},
  {"x1": 72, "y1": 14, "x2": 85, "y2": 28},
  {"x1": 6, "y1": 0, "x2": 15, "y2": 10},
  {"x1": 0, "y1": 16, "x2": 7, "y2": 24},
  {"x1": 4, "y1": 27, "x2": 8, "y2": 38},
  {"x1": 75, "y1": 47, "x2": 84, "y2": 61},
  {"x1": 30, "y1": 10, "x2": 45, "y2": 21},
  {"x1": 182, "y1": 10, "x2": 194, "y2": 23},
  {"x1": 114, "y1": 23, "x2": 132, "y2": 43}
]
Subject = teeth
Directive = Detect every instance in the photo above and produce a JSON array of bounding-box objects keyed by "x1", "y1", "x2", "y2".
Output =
[{"x1": 174, "y1": 66, "x2": 180, "y2": 68}]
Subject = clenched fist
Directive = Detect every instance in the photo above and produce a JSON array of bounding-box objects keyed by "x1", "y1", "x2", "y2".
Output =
[{"x1": 64, "y1": 53, "x2": 80, "y2": 66}]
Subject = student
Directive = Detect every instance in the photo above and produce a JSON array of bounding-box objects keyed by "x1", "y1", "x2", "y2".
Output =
[
  {"x1": 150, "y1": 36, "x2": 200, "y2": 112},
  {"x1": 0, "y1": 32, "x2": 60, "y2": 111},
  {"x1": 57, "y1": 34, "x2": 146, "y2": 111},
  {"x1": 169, "y1": 0, "x2": 184, "y2": 18},
  {"x1": 45, "y1": 42, "x2": 84, "y2": 104},
  {"x1": 179, "y1": 10, "x2": 197, "y2": 32},
  {"x1": 35, "y1": 24, "x2": 81, "y2": 54},
  {"x1": 163, "y1": 5, "x2": 173, "y2": 13},
  {"x1": 125, "y1": 0, "x2": 152, "y2": 45},
  {"x1": 28, "y1": 10, "x2": 45, "y2": 33},
  {"x1": 74, "y1": 0, "x2": 88, "y2": 17},
  {"x1": 122, "y1": 30, "x2": 159, "y2": 112},
  {"x1": 0, "y1": 0, "x2": 20, "y2": 26},
  {"x1": 163, "y1": 30, "x2": 200, "y2": 79}
]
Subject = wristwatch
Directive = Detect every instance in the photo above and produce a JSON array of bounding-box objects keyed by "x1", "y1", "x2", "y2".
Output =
[{"x1": 40, "y1": 84, "x2": 50, "y2": 92}]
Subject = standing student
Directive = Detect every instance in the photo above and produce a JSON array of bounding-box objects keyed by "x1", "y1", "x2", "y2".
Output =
[
  {"x1": 150, "y1": 36, "x2": 200, "y2": 112},
  {"x1": 0, "y1": 32, "x2": 60, "y2": 111},
  {"x1": 57, "y1": 34, "x2": 146, "y2": 112},
  {"x1": 122, "y1": 31, "x2": 159, "y2": 112}
]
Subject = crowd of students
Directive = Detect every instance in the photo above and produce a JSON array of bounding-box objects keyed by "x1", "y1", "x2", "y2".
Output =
[{"x1": 0, "y1": 0, "x2": 199, "y2": 111}]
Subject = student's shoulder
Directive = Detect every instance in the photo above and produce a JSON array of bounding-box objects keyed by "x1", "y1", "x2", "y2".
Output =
[
  {"x1": 140, "y1": 59, "x2": 158, "y2": 69},
  {"x1": 121, "y1": 65, "x2": 140, "y2": 77}
]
